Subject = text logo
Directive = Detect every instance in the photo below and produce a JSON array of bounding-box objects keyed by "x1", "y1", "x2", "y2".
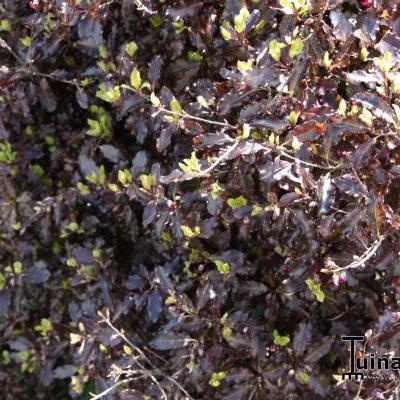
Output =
[{"x1": 342, "y1": 336, "x2": 400, "y2": 381}]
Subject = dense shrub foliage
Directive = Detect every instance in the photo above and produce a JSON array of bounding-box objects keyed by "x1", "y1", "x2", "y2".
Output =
[{"x1": 1, "y1": 0, "x2": 400, "y2": 398}]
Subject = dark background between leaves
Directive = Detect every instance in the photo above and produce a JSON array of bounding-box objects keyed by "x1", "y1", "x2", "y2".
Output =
[{"x1": 1, "y1": 0, "x2": 400, "y2": 399}]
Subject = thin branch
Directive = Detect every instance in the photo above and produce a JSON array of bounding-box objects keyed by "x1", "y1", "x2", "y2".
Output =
[
  {"x1": 0, "y1": 36, "x2": 80, "y2": 88},
  {"x1": 199, "y1": 141, "x2": 240, "y2": 176},
  {"x1": 97, "y1": 311, "x2": 167, "y2": 400},
  {"x1": 90, "y1": 377, "x2": 141, "y2": 400},
  {"x1": 98, "y1": 310, "x2": 155, "y2": 368},
  {"x1": 31, "y1": 70, "x2": 80, "y2": 87},
  {"x1": 323, "y1": 236, "x2": 385, "y2": 273},
  {"x1": 133, "y1": 0, "x2": 156, "y2": 14},
  {"x1": 164, "y1": 375, "x2": 195, "y2": 400},
  {"x1": 277, "y1": 147, "x2": 339, "y2": 170},
  {"x1": 260, "y1": 144, "x2": 340, "y2": 171},
  {"x1": 90, "y1": 377, "x2": 137, "y2": 400},
  {"x1": 97, "y1": 310, "x2": 195, "y2": 400},
  {"x1": 160, "y1": 108, "x2": 237, "y2": 129},
  {"x1": 0, "y1": 37, "x2": 26, "y2": 65}
]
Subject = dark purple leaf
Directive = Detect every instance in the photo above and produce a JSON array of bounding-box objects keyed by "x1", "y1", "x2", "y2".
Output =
[
  {"x1": 376, "y1": 32, "x2": 400, "y2": 63},
  {"x1": 100, "y1": 145, "x2": 122, "y2": 163},
  {"x1": 330, "y1": 10, "x2": 353, "y2": 41},
  {"x1": 344, "y1": 70, "x2": 382, "y2": 85},
  {"x1": 150, "y1": 333, "x2": 193, "y2": 350},
  {"x1": 156, "y1": 129, "x2": 172, "y2": 152},
  {"x1": 131, "y1": 151, "x2": 148, "y2": 178},
  {"x1": 26, "y1": 266, "x2": 50, "y2": 284},
  {"x1": 39, "y1": 79, "x2": 57, "y2": 112},
  {"x1": 304, "y1": 337, "x2": 333, "y2": 364},
  {"x1": 245, "y1": 10, "x2": 260, "y2": 33},
  {"x1": 143, "y1": 201, "x2": 157, "y2": 226},
  {"x1": 148, "y1": 55, "x2": 163, "y2": 87},
  {"x1": 126, "y1": 275, "x2": 146, "y2": 291},
  {"x1": 76, "y1": 88, "x2": 89, "y2": 109},
  {"x1": 259, "y1": 160, "x2": 292, "y2": 182},
  {"x1": 293, "y1": 322, "x2": 312, "y2": 357},
  {"x1": 146, "y1": 289, "x2": 163, "y2": 323},
  {"x1": 352, "y1": 92, "x2": 396, "y2": 124},
  {"x1": 160, "y1": 169, "x2": 194, "y2": 184},
  {"x1": 54, "y1": 365, "x2": 76, "y2": 379},
  {"x1": 0, "y1": 290, "x2": 11, "y2": 315}
]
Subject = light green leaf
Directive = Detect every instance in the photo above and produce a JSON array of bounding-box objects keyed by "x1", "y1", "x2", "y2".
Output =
[
  {"x1": 210, "y1": 182, "x2": 222, "y2": 200},
  {"x1": 305, "y1": 278, "x2": 325, "y2": 302},
  {"x1": 220, "y1": 25, "x2": 232, "y2": 41},
  {"x1": 197, "y1": 95, "x2": 209, "y2": 109},
  {"x1": 34, "y1": 318, "x2": 53, "y2": 336},
  {"x1": 98, "y1": 165, "x2": 106, "y2": 185},
  {"x1": 273, "y1": 329, "x2": 290, "y2": 346},
  {"x1": 289, "y1": 38, "x2": 304, "y2": 59},
  {"x1": 96, "y1": 84, "x2": 121, "y2": 103},
  {"x1": 322, "y1": 51, "x2": 331, "y2": 68},
  {"x1": 13, "y1": 261, "x2": 23, "y2": 274},
  {"x1": 289, "y1": 111, "x2": 300, "y2": 125},
  {"x1": 237, "y1": 60, "x2": 253, "y2": 74},
  {"x1": 374, "y1": 51, "x2": 395, "y2": 73},
  {"x1": 0, "y1": 273, "x2": 5, "y2": 291},
  {"x1": 222, "y1": 326, "x2": 232, "y2": 341},
  {"x1": 337, "y1": 99, "x2": 347, "y2": 116},
  {"x1": 209, "y1": 378, "x2": 221, "y2": 387},
  {"x1": 150, "y1": 15, "x2": 163, "y2": 28},
  {"x1": 251, "y1": 205, "x2": 263, "y2": 216},
  {"x1": 296, "y1": 370, "x2": 310, "y2": 384},
  {"x1": 269, "y1": 39, "x2": 285, "y2": 62},
  {"x1": 139, "y1": 174, "x2": 156, "y2": 191},
  {"x1": 359, "y1": 107, "x2": 374, "y2": 127},
  {"x1": 170, "y1": 98, "x2": 182, "y2": 114},
  {"x1": 130, "y1": 68, "x2": 142, "y2": 90},
  {"x1": 118, "y1": 169, "x2": 132, "y2": 186},
  {"x1": 179, "y1": 152, "x2": 201, "y2": 175},
  {"x1": 0, "y1": 20, "x2": 11, "y2": 32},
  {"x1": 242, "y1": 123, "x2": 251, "y2": 138},
  {"x1": 279, "y1": 0, "x2": 295, "y2": 14},
  {"x1": 180, "y1": 225, "x2": 200, "y2": 238},
  {"x1": 361, "y1": 47, "x2": 369, "y2": 62},
  {"x1": 227, "y1": 196, "x2": 247, "y2": 209},
  {"x1": 215, "y1": 260, "x2": 230, "y2": 275},
  {"x1": 150, "y1": 92, "x2": 161, "y2": 108},
  {"x1": 213, "y1": 372, "x2": 226, "y2": 380},
  {"x1": 188, "y1": 51, "x2": 203, "y2": 62},
  {"x1": 234, "y1": 6, "x2": 250, "y2": 33},
  {"x1": 125, "y1": 41, "x2": 138, "y2": 57},
  {"x1": 77, "y1": 182, "x2": 90, "y2": 195},
  {"x1": 20, "y1": 36, "x2": 32, "y2": 47}
]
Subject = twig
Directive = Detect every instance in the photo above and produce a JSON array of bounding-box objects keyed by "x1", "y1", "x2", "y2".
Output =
[
  {"x1": 19, "y1": 68, "x2": 81, "y2": 88},
  {"x1": 277, "y1": 147, "x2": 340, "y2": 170},
  {"x1": 97, "y1": 310, "x2": 195, "y2": 400},
  {"x1": 90, "y1": 377, "x2": 141, "y2": 400},
  {"x1": 350, "y1": 165, "x2": 369, "y2": 195},
  {"x1": 98, "y1": 310, "x2": 155, "y2": 368},
  {"x1": 259, "y1": 144, "x2": 340, "y2": 171},
  {"x1": 97, "y1": 311, "x2": 167, "y2": 400},
  {"x1": 0, "y1": 36, "x2": 80, "y2": 88},
  {"x1": 327, "y1": 305, "x2": 356, "y2": 321},
  {"x1": 133, "y1": 0, "x2": 156, "y2": 14},
  {"x1": 0, "y1": 37, "x2": 25, "y2": 65},
  {"x1": 324, "y1": 236, "x2": 385, "y2": 273},
  {"x1": 160, "y1": 108, "x2": 237, "y2": 129},
  {"x1": 199, "y1": 141, "x2": 240, "y2": 176},
  {"x1": 164, "y1": 375, "x2": 195, "y2": 400}
]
